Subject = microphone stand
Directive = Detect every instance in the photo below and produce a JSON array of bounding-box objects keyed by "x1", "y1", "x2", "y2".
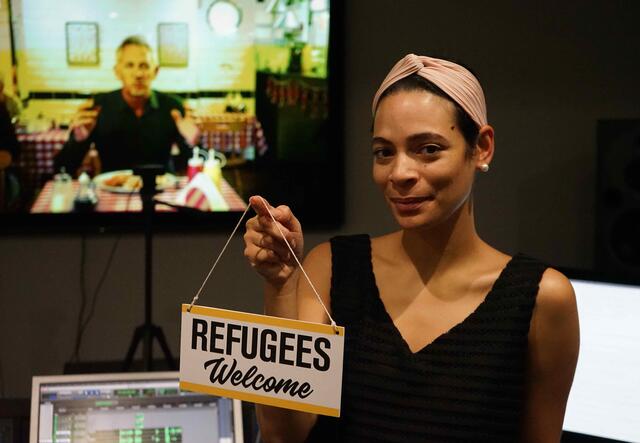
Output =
[{"x1": 122, "y1": 164, "x2": 176, "y2": 371}]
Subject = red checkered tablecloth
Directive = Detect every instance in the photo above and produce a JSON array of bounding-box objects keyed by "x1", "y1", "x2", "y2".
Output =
[
  {"x1": 16, "y1": 118, "x2": 268, "y2": 192},
  {"x1": 31, "y1": 176, "x2": 246, "y2": 213},
  {"x1": 199, "y1": 116, "x2": 268, "y2": 157},
  {"x1": 17, "y1": 129, "x2": 69, "y2": 189}
]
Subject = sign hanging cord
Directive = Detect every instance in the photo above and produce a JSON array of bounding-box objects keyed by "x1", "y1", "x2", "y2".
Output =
[
  {"x1": 187, "y1": 198, "x2": 338, "y2": 330},
  {"x1": 187, "y1": 204, "x2": 251, "y2": 311},
  {"x1": 256, "y1": 197, "x2": 337, "y2": 329}
]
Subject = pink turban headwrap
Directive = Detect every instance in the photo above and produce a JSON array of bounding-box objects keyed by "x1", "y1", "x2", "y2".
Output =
[{"x1": 372, "y1": 54, "x2": 487, "y2": 127}]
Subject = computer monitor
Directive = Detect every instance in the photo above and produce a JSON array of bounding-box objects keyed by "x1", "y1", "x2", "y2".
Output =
[
  {"x1": 563, "y1": 277, "x2": 640, "y2": 443},
  {"x1": 29, "y1": 371, "x2": 243, "y2": 443}
]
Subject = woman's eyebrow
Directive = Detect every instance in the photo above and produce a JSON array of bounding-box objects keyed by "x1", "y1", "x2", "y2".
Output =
[
  {"x1": 406, "y1": 132, "x2": 449, "y2": 144},
  {"x1": 372, "y1": 132, "x2": 450, "y2": 146},
  {"x1": 372, "y1": 136, "x2": 391, "y2": 144}
]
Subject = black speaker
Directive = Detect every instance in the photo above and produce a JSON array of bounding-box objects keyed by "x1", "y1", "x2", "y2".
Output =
[{"x1": 596, "y1": 120, "x2": 640, "y2": 279}]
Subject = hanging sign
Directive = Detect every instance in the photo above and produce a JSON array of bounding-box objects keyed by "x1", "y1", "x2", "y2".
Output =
[{"x1": 179, "y1": 304, "x2": 345, "y2": 417}]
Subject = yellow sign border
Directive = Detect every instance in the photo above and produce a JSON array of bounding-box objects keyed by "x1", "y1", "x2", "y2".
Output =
[
  {"x1": 182, "y1": 304, "x2": 344, "y2": 336},
  {"x1": 180, "y1": 381, "x2": 340, "y2": 417}
]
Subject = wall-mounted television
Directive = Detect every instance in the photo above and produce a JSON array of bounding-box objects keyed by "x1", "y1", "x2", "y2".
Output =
[
  {"x1": 561, "y1": 270, "x2": 640, "y2": 443},
  {"x1": 0, "y1": 0, "x2": 343, "y2": 232}
]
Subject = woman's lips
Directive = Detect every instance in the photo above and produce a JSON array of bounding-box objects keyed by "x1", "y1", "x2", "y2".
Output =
[{"x1": 389, "y1": 196, "x2": 432, "y2": 212}]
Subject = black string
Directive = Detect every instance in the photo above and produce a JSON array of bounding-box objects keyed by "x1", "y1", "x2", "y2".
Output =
[
  {"x1": 70, "y1": 234, "x2": 88, "y2": 362},
  {"x1": 69, "y1": 190, "x2": 133, "y2": 361},
  {"x1": 78, "y1": 235, "x2": 122, "y2": 348}
]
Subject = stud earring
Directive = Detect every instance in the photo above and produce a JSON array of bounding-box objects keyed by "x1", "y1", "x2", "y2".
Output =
[{"x1": 479, "y1": 163, "x2": 490, "y2": 172}]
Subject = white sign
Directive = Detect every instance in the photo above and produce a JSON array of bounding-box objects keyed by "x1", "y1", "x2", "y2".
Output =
[{"x1": 179, "y1": 304, "x2": 345, "y2": 417}]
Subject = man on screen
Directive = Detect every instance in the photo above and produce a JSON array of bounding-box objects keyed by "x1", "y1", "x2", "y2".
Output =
[
  {"x1": 0, "y1": 72, "x2": 22, "y2": 121},
  {"x1": 54, "y1": 35, "x2": 199, "y2": 176}
]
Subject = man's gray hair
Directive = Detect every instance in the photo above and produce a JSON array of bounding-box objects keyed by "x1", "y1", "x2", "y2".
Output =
[
  {"x1": 117, "y1": 35, "x2": 152, "y2": 53},
  {"x1": 115, "y1": 35, "x2": 156, "y2": 64}
]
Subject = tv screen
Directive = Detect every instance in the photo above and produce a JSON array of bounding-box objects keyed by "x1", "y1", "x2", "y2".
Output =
[
  {"x1": 1, "y1": 0, "x2": 343, "y2": 232},
  {"x1": 562, "y1": 276, "x2": 640, "y2": 443}
]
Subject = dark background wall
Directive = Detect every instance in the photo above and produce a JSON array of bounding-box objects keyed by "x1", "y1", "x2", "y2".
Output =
[{"x1": 2, "y1": 0, "x2": 639, "y2": 399}]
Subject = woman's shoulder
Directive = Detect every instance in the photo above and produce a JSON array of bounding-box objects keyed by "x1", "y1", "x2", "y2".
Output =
[
  {"x1": 471, "y1": 248, "x2": 575, "y2": 313},
  {"x1": 304, "y1": 241, "x2": 332, "y2": 265},
  {"x1": 305, "y1": 234, "x2": 374, "y2": 266},
  {"x1": 508, "y1": 251, "x2": 576, "y2": 308},
  {"x1": 536, "y1": 267, "x2": 577, "y2": 317},
  {"x1": 518, "y1": 258, "x2": 579, "y2": 346}
]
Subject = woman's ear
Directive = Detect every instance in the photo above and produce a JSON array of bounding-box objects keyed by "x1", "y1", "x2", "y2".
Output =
[{"x1": 474, "y1": 125, "x2": 495, "y2": 169}]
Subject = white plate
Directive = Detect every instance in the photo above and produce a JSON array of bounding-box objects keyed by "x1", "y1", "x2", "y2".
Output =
[{"x1": 93, "y1": 169, "x2": 177, "y2": 193}]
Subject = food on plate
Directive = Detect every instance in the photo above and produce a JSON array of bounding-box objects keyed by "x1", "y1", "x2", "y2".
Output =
[
  {"x1": 98, "y1": 172, "x2": 176, "y2": 192},
  {"x1": 103, "y1": 173, "x2": 142, "y2": 190}
]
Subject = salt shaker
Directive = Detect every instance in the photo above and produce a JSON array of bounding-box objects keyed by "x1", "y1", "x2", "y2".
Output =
[{"x1": 50, "y1": 168, "x2": 74, "y2": 213}]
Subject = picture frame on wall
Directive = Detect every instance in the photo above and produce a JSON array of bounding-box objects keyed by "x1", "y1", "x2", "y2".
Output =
[
  {"x1": 157, "y1": 22, "x2": 189, "y2": 67},
  {"x1": 65, "y1": 22, "x2": 99, "y2": 66}
]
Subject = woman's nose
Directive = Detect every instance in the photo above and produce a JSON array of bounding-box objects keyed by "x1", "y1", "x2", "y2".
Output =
[{"x1": 389, "y1": 154, "x2": 419, "y2": 185}]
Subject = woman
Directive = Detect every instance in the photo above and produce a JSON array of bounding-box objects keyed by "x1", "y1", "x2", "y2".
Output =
[{"x1": 244, "y1": 54, "x2": 579, "y2": 442}]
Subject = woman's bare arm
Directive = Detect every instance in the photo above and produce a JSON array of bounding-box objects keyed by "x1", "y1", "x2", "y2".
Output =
[
  {"x1": 256, "y1": 244, "x2": 332, "y2": 443},
  {"x1": 244, "y1": 196, "x2": 332, "y2": 442},
  {"x1": 521, "y1": 268, "x2": 580, "y2": 442}
]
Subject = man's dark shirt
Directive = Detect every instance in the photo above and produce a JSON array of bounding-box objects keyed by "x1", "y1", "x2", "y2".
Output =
[{"x1": 54, "y1": 89, "x2": 190, "y2": 174}]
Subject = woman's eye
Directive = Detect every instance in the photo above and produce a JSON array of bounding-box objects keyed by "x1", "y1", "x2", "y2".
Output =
[
  {"x1": 373, "y1": 147, "x2": 393, "y2": 159},
  {"x1": 418, "y1": 144, "x2": 442, "y2": 155}
]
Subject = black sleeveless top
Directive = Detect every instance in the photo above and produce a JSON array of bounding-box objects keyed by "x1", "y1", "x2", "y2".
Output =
[{"x1": 306, "y1": 235, "x2": 547, "y2": 442}]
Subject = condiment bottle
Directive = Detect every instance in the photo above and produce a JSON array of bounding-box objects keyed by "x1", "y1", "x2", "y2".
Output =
[
  {"x1": 73, "y1": 171, "x2": 97, "y2": 212},
  {"x1": 203, "y1": 148, "x2": 222, "y2": 189},
  {"x1": 50, "y1": 168, "x2": 74, "y2": 213},
  {"x1": 187, "y1": 148, "x2": 204, "y2": 181}
]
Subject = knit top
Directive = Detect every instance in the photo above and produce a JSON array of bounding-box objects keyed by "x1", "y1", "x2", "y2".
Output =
[{"x1": 306, "y1": 234, "x2": 547, "y2": 442}]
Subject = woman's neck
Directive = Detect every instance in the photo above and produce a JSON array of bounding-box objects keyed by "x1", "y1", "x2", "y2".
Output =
[{"x1": 397, "y1": 200, "x2": 484, "y2": 276}]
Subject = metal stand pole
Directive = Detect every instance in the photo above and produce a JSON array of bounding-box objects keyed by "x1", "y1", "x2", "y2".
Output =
[{"x1": 123, "y1": 165, "x2": 176, "y2": 372}]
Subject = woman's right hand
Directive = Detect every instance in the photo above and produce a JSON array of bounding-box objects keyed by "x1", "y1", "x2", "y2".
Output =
[{"x1": 244, "y1": 196, "x2": 304, "y2": 288}]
